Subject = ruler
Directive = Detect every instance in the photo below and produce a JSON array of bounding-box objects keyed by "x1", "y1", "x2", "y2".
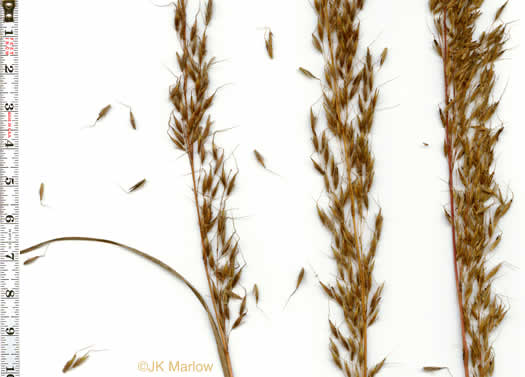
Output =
[{"x1": 0, "y1": 1, "x2": 18, "y2": 377}]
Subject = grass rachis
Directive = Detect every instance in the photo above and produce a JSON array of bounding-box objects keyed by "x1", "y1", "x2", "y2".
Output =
[
  {"x1": 309, "y1": 1, "x2": 386, "y2": 376},
  {"x1": 430, "y1": 1, "x2": 511, "y2": 376}
]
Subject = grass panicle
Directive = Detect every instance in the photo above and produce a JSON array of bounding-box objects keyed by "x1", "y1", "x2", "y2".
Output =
[
  {"x1": 309, "y1": 1, "x2": 386, "y2": 376},
  {"x1": 23, "y1": 2, "x2": 242, "y2": 376},
  {"x1": 167, "y1": 1, "x2": 246, "y2": 375},
  {"x1": 430, "y1": 1, "x2": 511, "y2": 376}
]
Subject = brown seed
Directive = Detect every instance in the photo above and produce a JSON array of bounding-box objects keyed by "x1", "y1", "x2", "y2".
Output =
[
  {"x1": 284, "y1": 268, "x2": 305, "y2": 308},
  {"x1": 39, "y1": 183, "x2": 44, "y2": 203},
  {"x1": 127, "y1": 178, "x2": 147, "y2": 193},
  {"x1": 299, "y1": 67, "x2": 318, "y2": 80},
  {"x1": 129, "y1": 110, "x2": 137, "y2": 130},
  {"x1": 296, "y1": 267, "x2": 305, "y2": 289},
  {"x1": 62, "y1": 354, "x2": 77, "y2": 373},
  {"x1": 253, "y1": 149, "x2": 266, "y2": 169},
  {"x1": 265, "y1": 30, "x2": 274, "y2": 59},
  {"x1": 119, "y1": 103, "x2": 137, "y2": 130},
  {"x1": 23, "y1": 255, "x2": 41, "y2": 266},
  {"x1": 71, "y1": 352, "x2": 90, "y2": 369},
  {"x1": 95, "y1": 105, "x2": 111, "y2": 123},
  {"x1": 422, "y1": 366, "x2": 447, "y2": 372}
]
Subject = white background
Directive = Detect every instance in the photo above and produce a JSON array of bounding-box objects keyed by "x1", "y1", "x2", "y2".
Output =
[{"x1": 18, "y1": 0, "x2": 522, "y2": 376}]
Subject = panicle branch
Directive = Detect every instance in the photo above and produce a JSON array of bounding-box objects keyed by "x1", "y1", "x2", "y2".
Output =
[
  {"x1": 430, "y1": 1, "x2": 510, "y2": 376},
  {"x1": 167, "y1": 1, "x2": 245, "y2": 376},
  {"x1": 310, "y1": 1, "x2": 386, "y2": 376}
]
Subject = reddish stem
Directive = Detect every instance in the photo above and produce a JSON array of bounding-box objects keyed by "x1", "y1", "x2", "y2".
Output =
[{"x1": 442, "y1": 10, "x2": 470, "y2": 377}]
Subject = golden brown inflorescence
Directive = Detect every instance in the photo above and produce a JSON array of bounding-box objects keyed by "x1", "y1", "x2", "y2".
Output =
[
  {"x1": 430, "y1": 1, "x2": 510, "y2": 377},
  {"x1": 309, "y1": 1, "x2": 386, "y2": 377},
  {"x1": 167, "y1": 1, "x2": 245, "y2": 376}
]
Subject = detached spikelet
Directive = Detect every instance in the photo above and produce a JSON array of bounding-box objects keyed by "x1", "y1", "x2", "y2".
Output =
[
  {"x1": 431, "y1": 1, "x2": 511, "y2": 376},
  {"x1": 296, "y1": 267, "x2": 305, "y2": 289},
  {"x1": 71, "y1": 352, "x2": 90, "y2": 369},
  {"x1": 310, "y1": 1, "x2": 386, "y2": 376},
  {"x1": 299, "y1": 67, "x2": 318, "y2": 80},
  {"x1": 63, "y1": 348, "x2": 98, "y2": 373},
  {"x1": 127, "y1": 178, "x2": 146, "y2": 193},
  {"x1": 284, "y1": 267, "x2": 305, "y2": 308},
  {"x1": 129, "y1": 110, "x2": 137, "y2": 130},
  {"x1": 265, "y1": 30, "x2": 274, "y2": 59},
  {"x1": 119, "y1": 103, "x2": 137, "y2": 130},
  {"x1": 39, "y1": 183, "x2": 45, "y2": 204},
  {"x1": 23, "y1": 255, "x2": 42, "y2": 265},
  {"x1": 62, "y1": 354, "x2": 77, "y2": 373},
  {"x1": 97, "y1": 105, "x2": 111, "y2": 121},
  {"x1": 423, "y1": 366, "x2": 448, "y2": 372},
  {"x1": 253, "y1": 149, "x2": 266, "y2": 168},
  {"x1": 90, "y1": 104, "x2": 111, "y2": 127}
]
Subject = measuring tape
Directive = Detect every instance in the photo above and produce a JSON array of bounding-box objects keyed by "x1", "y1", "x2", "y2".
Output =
[{"x1": 0, "y1": 1, "x2": 18, "y2": 377}]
